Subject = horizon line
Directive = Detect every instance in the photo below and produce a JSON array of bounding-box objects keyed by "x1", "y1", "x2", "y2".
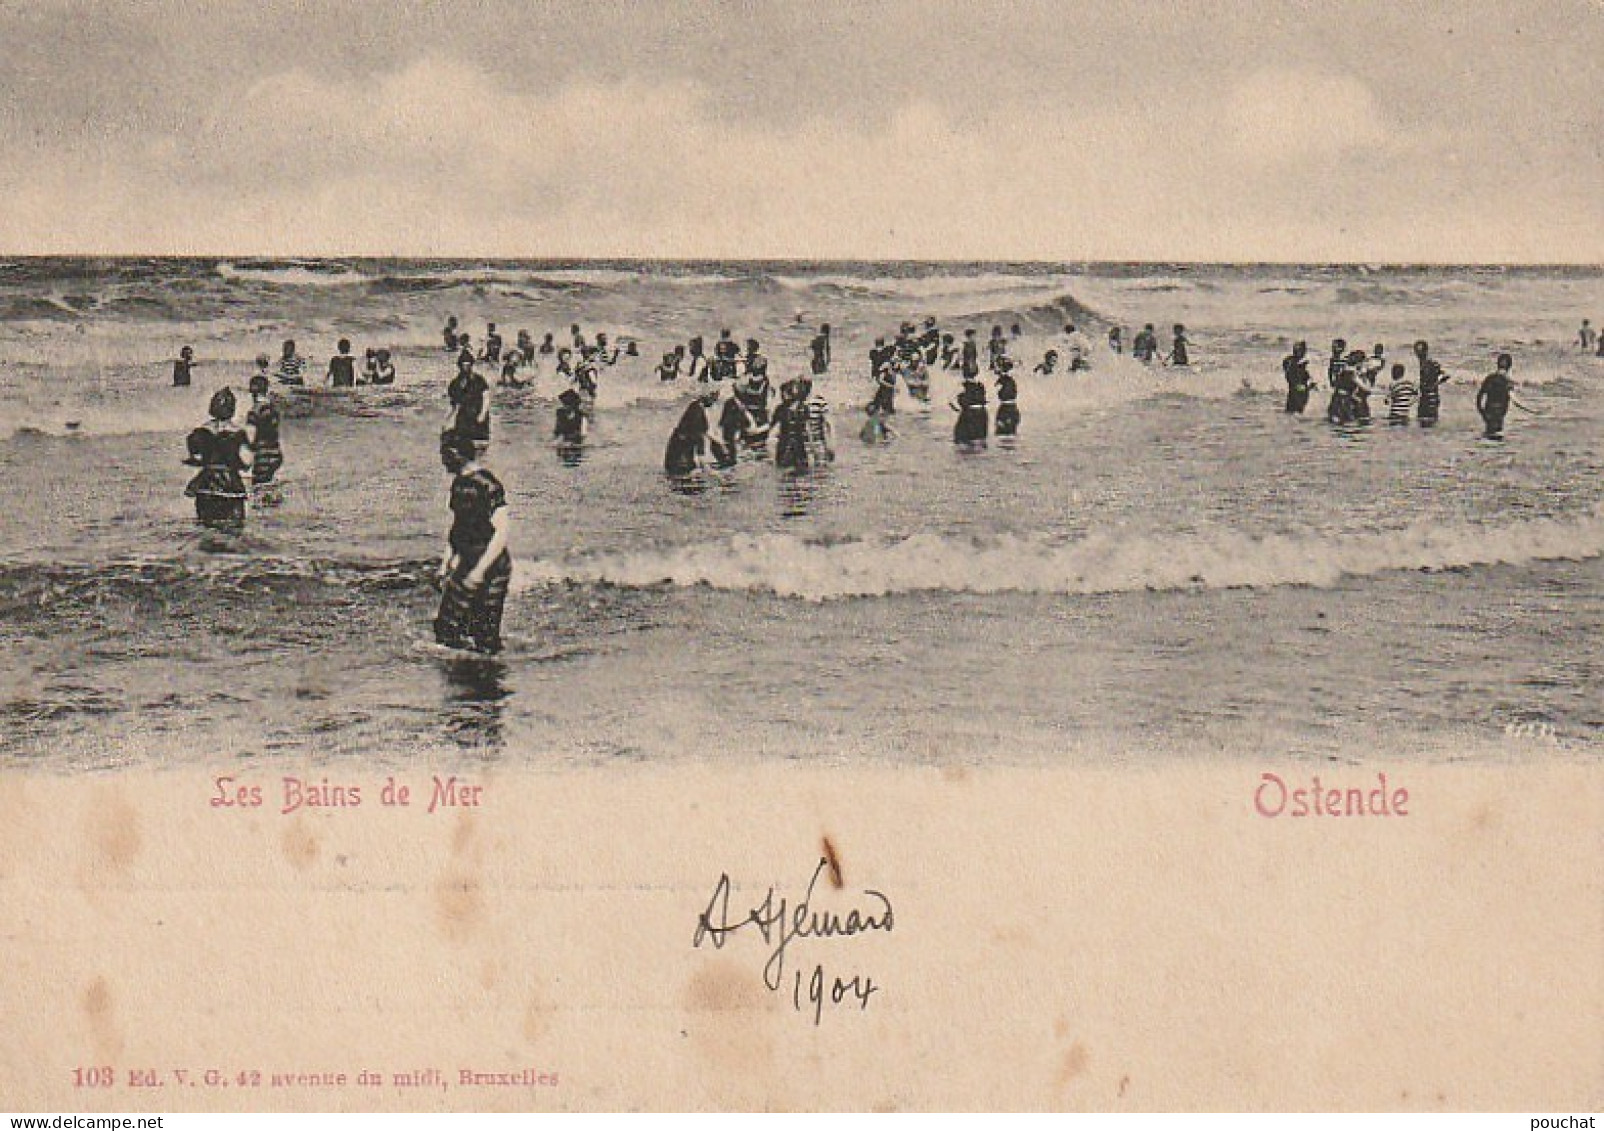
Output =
[{"x1": 1, "y1": 253, "x2": 1601, "y2": 270}]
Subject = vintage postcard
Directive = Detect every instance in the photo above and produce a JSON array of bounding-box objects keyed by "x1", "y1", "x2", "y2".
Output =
[{"x1": 0, "y1": 0, "x2": 1600, "y2": 1114}]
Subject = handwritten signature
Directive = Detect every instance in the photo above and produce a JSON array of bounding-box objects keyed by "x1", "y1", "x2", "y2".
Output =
[{"x1": 693, "y1": 857, "x2": 894, "y2": 1024}]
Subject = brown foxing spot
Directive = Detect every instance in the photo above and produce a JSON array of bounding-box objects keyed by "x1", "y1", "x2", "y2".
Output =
[
  {"x1": 821, "y1": 836, "x2": 843, "y2": 889},
  {"x1": 281, "y1": 820, "x2": 319, "y2": 871},
  {"x1": 452, "y1": 811, "x2": 476, "y2": 855},
  {"x1": 434, "y1": 872, "x2": 483, "y2": 941},
  {"x1": 82, "y1": 976, "x2": 123, "y2": 1061},
  {"x1": 1057, "y1": 1041, "x2": 1090, "y2": 1086},
  {"x1": 93, "y1": 793, "x2": 141, "y2": 874},
  {"x1": 684, "y1": 960, "x2": 766, "y2": 1014}
]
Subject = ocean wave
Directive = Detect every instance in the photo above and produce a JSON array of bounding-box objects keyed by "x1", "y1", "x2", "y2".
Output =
[
  {"x1": 0, "y1": 556, "x2": 435, "y2": 608},
  {"x1": 514, "y1": 508, "x2": 1604, "y2": 601},
  {"x1": 2, "y1": 505, "x2": 1599, "y2": 611},
  {"x1": 216, "y1": 261, "x2": 366, "y2": 287},
  {"x1": 953, "y1": 292, "x2": 1108, "y2": 332}
]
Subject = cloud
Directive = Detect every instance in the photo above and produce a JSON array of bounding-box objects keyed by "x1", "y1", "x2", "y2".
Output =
[{"x1": 0, "y1": 55, "x2": 1596, "y2": 263}]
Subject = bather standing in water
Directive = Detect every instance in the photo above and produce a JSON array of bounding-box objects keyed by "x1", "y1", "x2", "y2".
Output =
[
  {"x1": 664, "y1": 387, "x2": 725, "y2": 475},
  {"x1": 183, "y1": 388, "x2": 252, "y2": 528},
  {"x1": 1281, "y1": 341, "x2": 1312, "y2": 414},
  {"x1": 433, "y1": 430, "x2": 513, "y2": 655},
  {"x1": 244, "y1": 371, "x2": 283, "y2": 485},
  {"x1": 952, "y1": 373, "x2": 989, "y2": 446}
]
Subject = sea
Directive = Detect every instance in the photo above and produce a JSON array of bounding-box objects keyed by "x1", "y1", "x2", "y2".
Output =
[{"x1": 0, "y1": 258, "x2": 1599, "y2": 768}]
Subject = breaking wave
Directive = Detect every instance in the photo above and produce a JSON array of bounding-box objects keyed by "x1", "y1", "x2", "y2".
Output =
[{"x1": 516, "y1": 508, "x2": 1604, "y2": 601}]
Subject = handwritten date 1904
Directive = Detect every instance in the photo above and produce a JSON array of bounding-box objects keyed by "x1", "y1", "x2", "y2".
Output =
[{"x1": 693, "y1": 857, "x2": 894, "y2": 1024}]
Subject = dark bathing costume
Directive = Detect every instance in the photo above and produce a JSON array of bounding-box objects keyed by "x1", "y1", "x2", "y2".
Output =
[
  {"x1": 953, "y1": 380, "x2": 989, "y2": 445},
  {"x1": 1417, "y1": 354, "x2": 1445, "y2": 425},
  {"x1": 449, "y1": 368, "x2": 491, "y2": 450},
  {"x1": 664, "y1": 399, "x2": 718, "y2": 475},
  {"x1": 994, "y1": 371, "x2": 1020, "y2": 435},
  {"x1": 184, "y1": 421, "x2": 250, "y2": 525},
  {"x1": 246, "y1": 398, "x2": 283, "y2": 484},
  {"x1": 328, "y1": 352, "x2": 356, "y2": 388},
  {"x1": 772, "y1": 393, "x2": 812, "y2": 472},
  {"x1": 1282, "y1": 351, "x2": 1311, "y2": 414},
  {"x1": 433, "y1": 462, "x2": 512, "y2": 655},
  {"x1": 1477, "y1": 369, "x2": 1511, "y2": 438}
]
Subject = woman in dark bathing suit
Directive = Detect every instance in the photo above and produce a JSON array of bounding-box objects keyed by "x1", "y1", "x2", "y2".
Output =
[
  {"x1": 1476, "y1": 353, "x2": 1514, "y2": 440},
  {"x1": 952, "y1": 375, "x2": 989, "y2": 446},
  {"x1": 664, "y1": 388, "x2": 724, "y2": 475},
  {"x1": 183, "y1": 388, "x2": 252, "y2": 527},
  {"x1": 1414, "y1": 340, "x2": 1448, "y2": 426},
  {"x1": 771, "y1": 380, "x2": 812, "y2": 472},
  {"x1": 1281, "y1": 341, "x2": 1311, "y2": 414},
  {"x1": 434, "y1": 430, "x2": 513, "y2": 655},
  {"x1": 993, "y1": 358, "x2": 1020, "y2": 436}
]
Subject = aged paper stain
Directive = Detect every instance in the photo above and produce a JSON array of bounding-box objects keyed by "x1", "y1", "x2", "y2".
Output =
[
  {"x1": 280, "y1": 819, "x2": 320, "y2": 871},
  {"x1": 821, "y1": 835, "x2": 843, "y2": 889},
  {"x1": 434, "y1": 872, "x2": 484, "y2": 942},
  {"x1": 1057, "y1": 1041, "x2": 1091, "y2": 1088},
  {"x1": 82, "y1": 976, "x2": 123, "y2": 1062}
]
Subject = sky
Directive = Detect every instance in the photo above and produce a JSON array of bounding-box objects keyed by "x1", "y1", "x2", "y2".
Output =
[{"x1": 0, "y1": 0, "x2": 1600, "y2": 262}]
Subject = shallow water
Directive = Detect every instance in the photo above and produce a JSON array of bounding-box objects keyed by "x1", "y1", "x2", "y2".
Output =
[{"x1": 0, "y1": 259, "x2": 1599, "y2": 767}]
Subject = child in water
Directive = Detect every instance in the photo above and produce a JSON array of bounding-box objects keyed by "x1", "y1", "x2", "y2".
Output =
[
  {"x1": 1034, "y1": 350, "x2": 1059, "y2": 377},
  {"x1": 657, "y1": 351, "x2": 680, "y2": 382},
  {"x1": 1476, "y1": 353, "x2": 1514, "y2": 439},
  {"x1": 172, "y1": 346, "x2": 196, "y2": 387},
  {"x1": 372, "y1": 349, "x2": 396, "y2": 385},
  {"x1": 499, "y1": 350, "x2": 526, "y2": 387},
  {"x1": 1167, "y1": 325, "x2": 1190, "y2": 367},
  {"x1": 1063, "y1": 324, "x2": 1092, "y2": 371},
  {"x1": 275, "y1": 339, "x2": 306, "y2": 385},
  {"x1": 362, "y1": 348, "x2": 379, "y2": 385},
  {"x1": 245, "y1": 370, "x2": 283, "y2": 485},
  {"x1": 859, "y1": 400, "x2": 897, "y2": 444},
  {"x1": 1385, "y1": 363, "x2": 1416, "y2": 425}
]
